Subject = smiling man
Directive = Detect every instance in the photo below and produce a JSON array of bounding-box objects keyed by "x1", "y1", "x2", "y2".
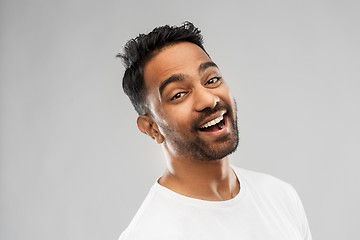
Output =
[{"x1": 117, "y1": 22, "x2": 312, "y2": 240}]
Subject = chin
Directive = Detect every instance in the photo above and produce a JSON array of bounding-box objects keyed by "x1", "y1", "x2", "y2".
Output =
[{"x1": 198, "y1": 136, "x2": 239, "y2": 162}]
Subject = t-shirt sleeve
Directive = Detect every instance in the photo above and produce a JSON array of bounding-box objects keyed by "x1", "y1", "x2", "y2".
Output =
[{"x1": 287, "y1": 184, "x2": 313, "y2": 240}]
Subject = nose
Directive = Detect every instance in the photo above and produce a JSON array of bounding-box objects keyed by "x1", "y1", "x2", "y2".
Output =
[{"x1": 193, "y1": 87, "x2": 220, "y2": 112}]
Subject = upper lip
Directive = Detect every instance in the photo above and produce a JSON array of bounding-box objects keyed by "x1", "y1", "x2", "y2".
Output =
[{"x1": 198, "y1": 110, "x2": 227, "y2": 129}]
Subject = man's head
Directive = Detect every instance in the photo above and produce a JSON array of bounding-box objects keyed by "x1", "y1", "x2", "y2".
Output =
[
  {"x1": 118, "y1": 22, "x2": 239, "y2": 161},
  {"x1": 118, "y1": 21, "x2": 207, "y2": 115}
]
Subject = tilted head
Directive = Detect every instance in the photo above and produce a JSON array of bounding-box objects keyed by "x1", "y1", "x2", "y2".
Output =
[
  {"x1": 117, "y1": 21, "x2": 207, "y2": 115},
  {"x1": 118, "y1": 22, "x2": 239, "y2": 161}
]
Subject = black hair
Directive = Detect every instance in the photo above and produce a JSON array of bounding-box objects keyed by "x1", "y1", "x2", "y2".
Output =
[{"x1": 117, "y1": 21, "x2": 207, "y2": 115}]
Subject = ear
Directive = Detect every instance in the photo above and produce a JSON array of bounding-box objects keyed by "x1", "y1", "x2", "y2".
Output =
[{"x1": 137, "y1": 115, "x2": 164, "y2": 144}]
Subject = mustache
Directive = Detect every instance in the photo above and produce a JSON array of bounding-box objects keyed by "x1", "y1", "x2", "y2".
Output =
[{"x1": 190, "y1": 102, "x2": 231, "y2": 130}]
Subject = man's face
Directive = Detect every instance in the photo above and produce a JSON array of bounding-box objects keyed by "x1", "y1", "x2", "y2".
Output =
[{"x1": 142, "y1": 42, "x2": 239, "y2": 161}]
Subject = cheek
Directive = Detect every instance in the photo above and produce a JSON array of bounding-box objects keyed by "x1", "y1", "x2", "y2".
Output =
[
  {"x1": 162, "y1": 103, "x2": 193, "y2": 126},
  {"x1": 218, "y1": 86, "x2": 234, "y2": 103}
]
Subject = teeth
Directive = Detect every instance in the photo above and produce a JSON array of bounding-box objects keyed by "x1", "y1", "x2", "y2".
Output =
[{"x1": 200, "y1": 115, "x2": 224, "y2": 129}]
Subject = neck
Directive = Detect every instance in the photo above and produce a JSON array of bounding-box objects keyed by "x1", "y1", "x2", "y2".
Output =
[{"x1": 158, "y1": 153, "x2": 240, "y2": 201}]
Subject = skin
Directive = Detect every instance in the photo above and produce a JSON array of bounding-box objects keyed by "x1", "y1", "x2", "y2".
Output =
[{"x1": 137, "y1": 42, "x2": 240, "y2": 201}]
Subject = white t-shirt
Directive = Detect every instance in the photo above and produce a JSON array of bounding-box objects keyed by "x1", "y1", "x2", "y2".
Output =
[{"x1": 119, "y1": 167, "x2": 312, "y2": 240}]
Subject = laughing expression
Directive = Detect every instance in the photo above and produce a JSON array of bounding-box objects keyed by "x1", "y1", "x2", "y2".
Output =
[{"x1": 142, "y1": 42, "x2": 239, "y2": 161}]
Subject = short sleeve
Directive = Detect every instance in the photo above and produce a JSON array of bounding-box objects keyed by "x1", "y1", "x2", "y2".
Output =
[{"x1": 288, "y1": 184, "x2": 312, "y2": 240}]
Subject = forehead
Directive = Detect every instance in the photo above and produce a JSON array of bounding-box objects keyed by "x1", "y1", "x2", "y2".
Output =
[{"x1": 143, "y1": 42, "x2": 211, "y2": 91}]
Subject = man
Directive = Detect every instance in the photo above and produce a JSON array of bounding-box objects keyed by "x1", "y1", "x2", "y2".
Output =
[{"x1": 117, "y1": 22, "x2": 312, "y2": 240}]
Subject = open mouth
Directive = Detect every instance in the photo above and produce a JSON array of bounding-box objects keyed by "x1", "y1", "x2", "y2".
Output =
[{"x1": 199, "y1": 114, "x2": 226, "y2": 132}]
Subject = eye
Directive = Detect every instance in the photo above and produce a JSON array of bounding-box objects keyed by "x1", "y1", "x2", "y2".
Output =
[
  {"x1": 170, "y1": 92, "x2": 186, "y2": 101},
  {"x1": 205, "y1": 77, "x2": 222, "y2": 86}
]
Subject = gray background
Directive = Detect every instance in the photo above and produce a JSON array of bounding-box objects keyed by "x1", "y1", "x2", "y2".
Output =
[{"x1": 1, "y1": 0, "x2": 359, "y2": 239}]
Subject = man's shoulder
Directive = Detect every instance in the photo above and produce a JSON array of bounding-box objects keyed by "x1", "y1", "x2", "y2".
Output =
[
  {"x1": 233, "y1": 166, "x2": 296, "y2": 198},
  {"x1": 233, "y1": 166, "x2": 289, "y2": 184},
  {"x1": 119, "y1": 183, "x2": 186, "y2": 240}
]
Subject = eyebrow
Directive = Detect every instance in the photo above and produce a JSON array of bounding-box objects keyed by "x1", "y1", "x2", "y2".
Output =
[
  {"x1": 199, "y1": 61, "x2": 218, "y2": 73},
  {"x1": 159, "y1": 73, "x2": 187, "y2": 97},
  {"x1": 158, "y1": 61, "x2": 219, "y2": 97}
]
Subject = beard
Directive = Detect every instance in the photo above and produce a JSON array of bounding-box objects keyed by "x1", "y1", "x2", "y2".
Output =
[{"x1": 159, "y1": 101, "x2": 239, "y2": 162}]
